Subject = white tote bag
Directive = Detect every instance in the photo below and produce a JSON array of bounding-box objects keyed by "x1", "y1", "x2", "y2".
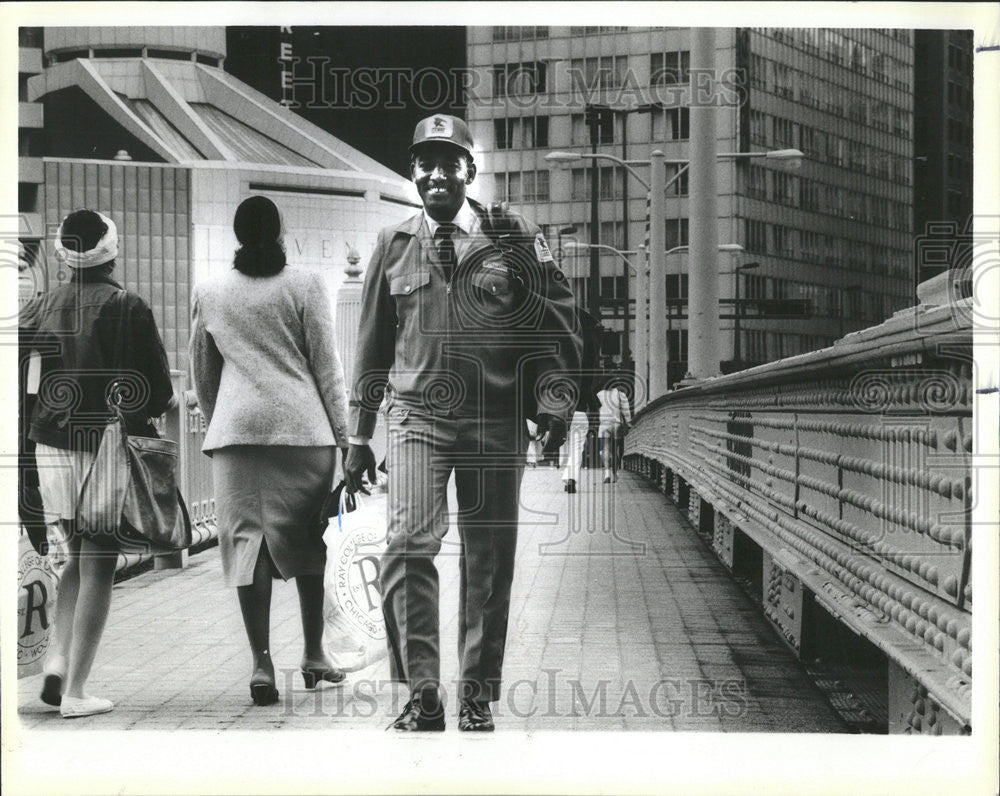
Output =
[{"x1": 322, "y1": 491, "x2": 389, "y2": 672}]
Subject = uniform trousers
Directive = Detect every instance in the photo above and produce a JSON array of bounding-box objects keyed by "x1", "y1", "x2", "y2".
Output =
[{"x1": 382, "y1": 408, "x2": 526, "y2": 704}]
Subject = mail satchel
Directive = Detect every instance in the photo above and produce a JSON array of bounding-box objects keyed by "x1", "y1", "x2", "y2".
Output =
[{"x1": 76, "y1": 393, "x2": 192, "y2": 553}]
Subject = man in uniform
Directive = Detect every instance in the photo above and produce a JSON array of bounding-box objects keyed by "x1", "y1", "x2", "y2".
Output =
[{"x1": 345, "y1": 115, "x2": 581, "y2": 732}]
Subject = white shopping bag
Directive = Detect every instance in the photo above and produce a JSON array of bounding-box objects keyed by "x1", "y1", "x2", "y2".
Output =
[{"x1": 322, "y1": 491, "x2": 389, "y2": 672}]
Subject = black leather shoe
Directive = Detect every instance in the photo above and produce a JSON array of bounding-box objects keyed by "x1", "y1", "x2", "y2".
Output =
[
  {"x1": 458, "y1": 699, "x2": 494, "y2": 732},
  {"x1": 388, "y1": 699, "x2": 445, "y2": 732}
]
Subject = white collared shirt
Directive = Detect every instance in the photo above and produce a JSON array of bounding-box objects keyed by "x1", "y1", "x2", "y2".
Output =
[{"x1": 423, "y1": 199, "x2": 482, "y2": 264}]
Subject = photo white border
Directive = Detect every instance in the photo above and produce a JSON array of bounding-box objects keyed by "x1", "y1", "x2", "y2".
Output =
[{"x1": 1, "y1": 3, "x2": 997, "y2": 794}]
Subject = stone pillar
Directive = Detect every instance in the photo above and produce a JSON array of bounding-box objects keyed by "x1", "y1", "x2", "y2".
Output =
[{"x1": 335, "y1": 244, "x2": 364, "y2": 389}]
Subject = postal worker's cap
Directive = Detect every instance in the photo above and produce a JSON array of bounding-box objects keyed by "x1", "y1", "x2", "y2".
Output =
[{"x1": 409, "y1": 114, "x2": 475, "y2": 158}]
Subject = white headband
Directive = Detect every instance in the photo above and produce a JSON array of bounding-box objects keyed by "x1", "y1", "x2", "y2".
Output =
[{"x1": 54, "y1": 212, "x2": 119, "y2": 269}]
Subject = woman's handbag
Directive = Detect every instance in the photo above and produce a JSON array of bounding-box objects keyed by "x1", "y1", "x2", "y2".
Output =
[{"x1": 76, "y1": 394, "x2": 192, "y2": 552}]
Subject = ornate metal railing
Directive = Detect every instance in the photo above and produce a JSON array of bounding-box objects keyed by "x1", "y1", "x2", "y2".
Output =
[{"x1": 625, "y1": 298, "x2": 974, "y2": 733}]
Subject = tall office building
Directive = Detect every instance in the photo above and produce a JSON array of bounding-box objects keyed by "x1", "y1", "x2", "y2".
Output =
[
  {"x1": 466, "y1": 27, "x2": 915, "y2": 382},
  {"x1": 913, "y1": 29, "x2": 974, "y2": 287}
]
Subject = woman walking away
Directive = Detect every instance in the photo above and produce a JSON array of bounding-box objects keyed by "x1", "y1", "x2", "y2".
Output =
[
  {"x1": 190, "y1": 196, "x2": 349, "y2": 706},
  {"x1": 21, "y1": 209, "x2": 175, "y2": 717},
  {"x1": 597, "y1": 374, "x2": 632, "y2": 483}
]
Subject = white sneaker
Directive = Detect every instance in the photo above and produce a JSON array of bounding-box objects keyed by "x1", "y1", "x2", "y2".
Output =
[{"x1": 60, "y1": 694, "x2": 114, "y2": 718}]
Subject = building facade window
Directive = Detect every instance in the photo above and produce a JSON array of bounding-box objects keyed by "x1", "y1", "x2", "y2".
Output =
[
  {"x1": 492, "y1": 26, "x2": 549, "y2": 41},
  {"x1": 665, "y1": 218, "x2": 689, "y2": 250},
  {"x1": 571, "y1": 112, "x2": 616, "y2": 145},
  {"x1": 747, "y1": 164, "x2": 768, "y2": 199},
  {"x1": 570, "y1": 166, "x2": 622, "y2": 200},
  {"x1": 771, "y1": 225, "x2": 795, "y2": 257},
  {"x1": 745, "y1": 219, "x2": 766, "y2": 254},
  {"x1": 577, "y1": 221, "x2": 625, "y2": 249},
  {"x1": 744, "y1": 273, "x2": 767, "y2": 300},
  {"x1": 492, "y1": 61, "x2": 548, "y2": 97},
  {"x1": 494, "y1": 116, "x2": 549, "y2": 149},
  {"x1": 772, "y1": 172, "x2": 796, "y2": 205},
  {"x1": 570, "y1": 26, "x2": 630, "y2": 35},
  {"x1": 651, "y1": 107, "x2": 689, "y2": 141},
  {"x1": 800, "y1": 178, "x2": 820, "y2": 211},
  {"x1": 495, "y1": 170, "x2": 550, "y2": 203},
  {"x1": 665, "y1": 164, "x2": 689, "y2": 196},
  {"x1": 750, "y1": 53, "x2": 768, "y2": 90},
  {"x1": 650, "y1": 50, "x2": 690, "y2": 85},
  {"x1": 749, "y1": 109, "x2": 767, "y2": 145},
  {"x1": 773, "y1": 63, "x2": 794, "y2": 98},
  {"x1": 665, "y1": 273, "x2": 689, "y2": 299},
  {"x1": 570, "y1": 55, "x2": 629, "y2": 91},
  {"x1": 772, "y1": 116, "x2": 795, "y2": 149}
]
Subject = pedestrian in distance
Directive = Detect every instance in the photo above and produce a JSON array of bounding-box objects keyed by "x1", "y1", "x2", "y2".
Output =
[
  {"x1": 190, "y1": 196, "x2": 350, "y2": 706},
  {"x1": 344, "y1": 114, "x2": 582, "y2": 732},
  {"x1": 525, "y1": 418, "x2": 544, "y2": 467},
  {"x1": 20, "y1": 209, "x2": 176, "y2": 717},
  {"x1": 560, "y1": 307, "x2": 603, "y2": 494},
  {"x1": 597, "y1": 373, "x2": 632, "y2": 483}
]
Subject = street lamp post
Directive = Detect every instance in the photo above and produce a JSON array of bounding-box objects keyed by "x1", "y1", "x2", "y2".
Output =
[
  {"x1": 648, "y1": 150, "x2": 668, "y2": 397},
  {"x1": 585, "y1": 103, "x2": 665, "y2": 371},
  {"x1": 545, "y1": 147, "x2": 801, "y2": 399},
  {"x1": 585, "y1": 105, "x2": 602, "y2": 320}
]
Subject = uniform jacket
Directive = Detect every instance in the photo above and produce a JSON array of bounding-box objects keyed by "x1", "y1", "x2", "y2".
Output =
[
  {"x1": 348, "y1": 203, "x2": 582, "y2": 438},
  {"x1": 20, "y1": 272, "x2": 173, "y2": 451},
  {"x1": 190, "y1": 267, "x2": 348, "y2": 453}
]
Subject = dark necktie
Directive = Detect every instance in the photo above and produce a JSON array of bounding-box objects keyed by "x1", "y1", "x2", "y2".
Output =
[{"x1": 434, "y1": 223, "x2": 458, "y2": 282}]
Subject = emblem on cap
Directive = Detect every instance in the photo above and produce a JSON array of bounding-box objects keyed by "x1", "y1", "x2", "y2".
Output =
[{"x1": 430, "y1": 116, "x2": 453, "y2": 137}]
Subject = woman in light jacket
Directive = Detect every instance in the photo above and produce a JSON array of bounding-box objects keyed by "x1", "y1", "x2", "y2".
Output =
[{"x1": 190, "y1": 196, "x2": 348, "y2": 705}]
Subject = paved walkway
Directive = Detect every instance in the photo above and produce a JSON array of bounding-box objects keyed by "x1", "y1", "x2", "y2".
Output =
[{"x1": 16, "y1": 467, "x2": 847, "y2": 733}]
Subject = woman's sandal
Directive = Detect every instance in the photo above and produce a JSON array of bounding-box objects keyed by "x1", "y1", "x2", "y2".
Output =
[
  {"x1": 300, "y1": 664, "x2": 346, "y2": 690},
  {"x1": 249, "y1": 665, "x2": 279, "y2": 706}
]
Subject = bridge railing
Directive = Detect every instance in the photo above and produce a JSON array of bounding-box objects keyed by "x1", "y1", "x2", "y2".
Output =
[{"x1": 625, "y1": 298, "x2": 974, "y2": 734}]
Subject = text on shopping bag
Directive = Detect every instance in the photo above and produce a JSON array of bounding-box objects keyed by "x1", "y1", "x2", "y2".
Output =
[{"x1": 334, "y1": 525, "x2": 384, "y2": 639}]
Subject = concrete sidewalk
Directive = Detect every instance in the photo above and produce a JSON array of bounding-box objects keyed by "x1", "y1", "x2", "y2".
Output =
[{"x1": 16, "y1": 467, "x2": 847, "y2": 733}]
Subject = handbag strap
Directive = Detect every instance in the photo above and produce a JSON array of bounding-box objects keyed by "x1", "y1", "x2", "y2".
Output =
[
  {"x1": 176, "y1": 488, "x2": 192, "y2": 536},
  {"x1": 337, "y1": 489, "x2": 362, "y2": 531},
  {"x1": 107, "y1": 289, "x2": 131, "y2": 429}
]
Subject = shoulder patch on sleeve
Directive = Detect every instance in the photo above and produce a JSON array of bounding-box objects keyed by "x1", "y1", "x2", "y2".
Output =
[{"x1": 533, "y1": 233, "x2": 554, "y2": 263}]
